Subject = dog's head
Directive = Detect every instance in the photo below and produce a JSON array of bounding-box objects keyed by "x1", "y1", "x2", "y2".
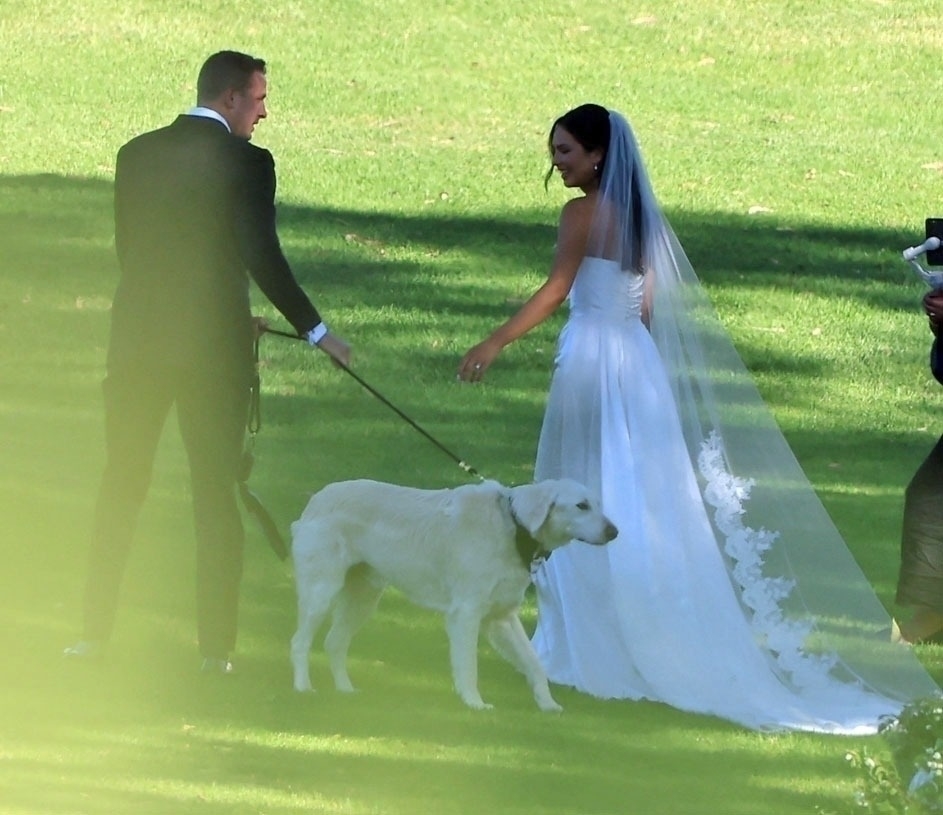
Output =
[{"x1": 509, "y1": 479, "x2": 618, "y2": 551}]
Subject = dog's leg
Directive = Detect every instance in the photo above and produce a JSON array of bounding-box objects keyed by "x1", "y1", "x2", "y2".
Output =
[
  {"x1": 445, "y1": 608, "x2": 490, "y2": 710},
  {"x1": 325, "y1": 565, "x2": 384, "y2": 693},
  {"x1": 290, "y1": 546, "x2": 346, "y2": 692},
  {"x1": 290, "y1": 583, "x2": 334, "y2": 692},
  {"x1": 486, "y1": 614, "x2": 562, "y2": 712}
]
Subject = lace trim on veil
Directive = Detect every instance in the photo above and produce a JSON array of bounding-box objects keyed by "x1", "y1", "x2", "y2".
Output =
[{"x1": 697, "y1": 431, "x2": 847, "y2": 691}]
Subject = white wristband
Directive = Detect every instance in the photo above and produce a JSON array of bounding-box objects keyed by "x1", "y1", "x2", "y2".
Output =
[{"x1": 306, "y1": 323, "x2": 328, "y2": 345}]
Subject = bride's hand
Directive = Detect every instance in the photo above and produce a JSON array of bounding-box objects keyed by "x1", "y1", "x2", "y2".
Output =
[{"x1": 457, "y1": 340, "x2": 501, "y2": 382}]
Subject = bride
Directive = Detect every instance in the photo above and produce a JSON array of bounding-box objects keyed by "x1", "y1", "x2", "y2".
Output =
[{"x1": 458, "y1": 103, "x2": 938, "y2": 732}]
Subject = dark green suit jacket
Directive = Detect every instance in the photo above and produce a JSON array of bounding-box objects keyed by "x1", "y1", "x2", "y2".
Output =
[{"x1": 109, "y1": 114, "x2": 320, "y2": 378}]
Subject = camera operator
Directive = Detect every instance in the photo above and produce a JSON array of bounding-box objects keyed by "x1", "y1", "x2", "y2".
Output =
[{"x1": 895, "y1": 290, "x2": 943, "y2": 643}]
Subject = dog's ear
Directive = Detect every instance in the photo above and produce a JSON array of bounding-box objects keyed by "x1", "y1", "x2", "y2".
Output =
[{"x1": 510, "y1": 482, "x2": 555, "y2": 535}]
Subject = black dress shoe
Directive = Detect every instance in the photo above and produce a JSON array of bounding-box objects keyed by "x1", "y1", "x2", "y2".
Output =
[{"x1": 200, "y1": 657, "x2": 235, "y2": 675}]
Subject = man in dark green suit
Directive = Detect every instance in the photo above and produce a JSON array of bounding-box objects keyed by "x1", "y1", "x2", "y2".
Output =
[{"x1": 65, "y1": 51, "x2": 350, "y2": 673}]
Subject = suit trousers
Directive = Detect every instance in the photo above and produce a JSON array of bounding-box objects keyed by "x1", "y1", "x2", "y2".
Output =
[{"x1": 83, "y1": 361, "x2": 251, "y2": 658}]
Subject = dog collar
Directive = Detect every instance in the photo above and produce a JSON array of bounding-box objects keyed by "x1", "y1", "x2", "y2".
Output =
[{"x1": 514, "y1": 523, "x2": 547, "y2": 569}]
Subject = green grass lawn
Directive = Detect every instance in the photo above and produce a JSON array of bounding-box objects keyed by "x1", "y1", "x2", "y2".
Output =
[{"x1": 3, "y1": 1, "x2": 943, "y2": 813}]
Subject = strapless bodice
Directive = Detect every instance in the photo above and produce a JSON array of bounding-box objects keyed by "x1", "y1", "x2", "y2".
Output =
[{"x1": 568, "y1": 257, "x2": 645, "y2": 322}]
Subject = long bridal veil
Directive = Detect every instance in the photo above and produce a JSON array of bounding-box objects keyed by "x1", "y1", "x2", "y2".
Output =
[{"x1": 594, "y1": 111, "x2": 937, "y2": 705}]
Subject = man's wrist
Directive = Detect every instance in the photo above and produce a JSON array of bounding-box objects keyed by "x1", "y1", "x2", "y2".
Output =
[{"x1": 306, "y1": 323, "x2": 328, "y2": 345}]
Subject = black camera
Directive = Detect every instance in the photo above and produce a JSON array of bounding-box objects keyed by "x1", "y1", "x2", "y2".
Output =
[{"x1": 927, "y1": 218, "x2": 943, "y2": 266}]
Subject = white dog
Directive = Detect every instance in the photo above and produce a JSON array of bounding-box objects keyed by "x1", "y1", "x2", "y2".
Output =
[{"x1": 289, "y1": 478, "x2": 617, "y2": 711}]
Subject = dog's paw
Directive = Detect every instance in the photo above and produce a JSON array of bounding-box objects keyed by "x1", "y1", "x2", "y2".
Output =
[
  {"x1": 538, "y1": 699, "x2": 564, "y2": 713},
  {"x1": 462, "y1": 697, "x2": 494, "y2": 711}
]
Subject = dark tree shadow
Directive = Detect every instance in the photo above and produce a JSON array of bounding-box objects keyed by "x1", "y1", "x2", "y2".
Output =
[
  {"x1": 3, "y1": 170, "x2": 934, "y2": 560},
  {"x1": 3, "y1": 171, "x2": 941, "y2": 815},
  {"x1": 1, "y1": 170, "x2": 932, "y2": 493}
]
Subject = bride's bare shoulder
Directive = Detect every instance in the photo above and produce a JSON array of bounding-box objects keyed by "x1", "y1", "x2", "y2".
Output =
[
  {"x1": 559, "y1": 194, "x2": 596, "y2": 232},
  {"x1": 560, "y1": 193, "x2": 595, "y2": 215}
]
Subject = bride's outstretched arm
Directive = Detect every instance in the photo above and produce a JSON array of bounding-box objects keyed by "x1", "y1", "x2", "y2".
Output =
[{"x1": 457, "y1": 197, "x2": 592, "y2": 382}]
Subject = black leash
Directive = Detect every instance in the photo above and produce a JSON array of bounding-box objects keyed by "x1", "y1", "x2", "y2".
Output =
[
  {"x1": 237, "y1": 326, "x2": 485, "y2": 560},
  {"x1": 244, "y1": 334, "x2": 552, "y2": 571},
  {"x1": 237, "y1": 335, "x2": 290, "y2": 560},
  {"x1": 262, "y1": 327, "x2": 483, "y2": 481}
]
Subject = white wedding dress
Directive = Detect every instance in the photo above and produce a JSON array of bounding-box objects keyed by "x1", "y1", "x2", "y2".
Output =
[{"x1": 530, "y1": 258, "x2": 934, "y2": 733}]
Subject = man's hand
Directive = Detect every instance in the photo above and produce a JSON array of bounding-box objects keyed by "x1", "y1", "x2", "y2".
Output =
[{"x1": 316, "y1": 333, "x2": 352, "y2": 367}]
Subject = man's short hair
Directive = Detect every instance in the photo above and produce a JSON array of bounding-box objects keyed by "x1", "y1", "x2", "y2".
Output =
[{"x1": 196, "y1": 51, "x2": 266, "y2": 103}]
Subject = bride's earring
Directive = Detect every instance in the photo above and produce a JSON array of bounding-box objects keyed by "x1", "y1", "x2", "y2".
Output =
[{"x1": 593, "y1": 163, "x2": 599, "y2": 174}]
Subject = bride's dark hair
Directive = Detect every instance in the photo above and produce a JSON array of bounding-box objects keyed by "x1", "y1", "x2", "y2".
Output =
[
  {"x1": 547, "y1": 103, "x2": 646, "y2": 270},
  {"x1": 544, "y1": 103, "x2": 611, "y2": 188}
]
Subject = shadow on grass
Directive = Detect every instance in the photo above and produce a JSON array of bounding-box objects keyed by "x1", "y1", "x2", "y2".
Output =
[
  {"x1": 273, "y1": 197, "x2": 927, "y2": 326},
  {"x1": 3, "y1": 168, "x2": 938, "y2": 612},
  {"x1": 2, "y1": 170, "x2": 928, "y2": 432},
  {"x1": 2, "y1": 586, "x2": 865, "y2": 815},
  {"x1": 1, "y1": 172, "x2": 937, "y2": 814},
  {"x1": 1, "y1": 169, "x2": 936, "y2": 579},
  {"x1": 0, "y1": 170, "x2": 927, "y2": 304}
]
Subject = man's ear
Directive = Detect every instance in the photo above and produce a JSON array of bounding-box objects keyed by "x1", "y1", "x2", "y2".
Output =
[{"x1": 212, "y1": 88, "x2": 237, "y2": 113}]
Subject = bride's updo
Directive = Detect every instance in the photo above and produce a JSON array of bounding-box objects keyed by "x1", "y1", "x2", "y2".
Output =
[{"x1": 545, "y1": 103, "x2": 610, "y2": 186}]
